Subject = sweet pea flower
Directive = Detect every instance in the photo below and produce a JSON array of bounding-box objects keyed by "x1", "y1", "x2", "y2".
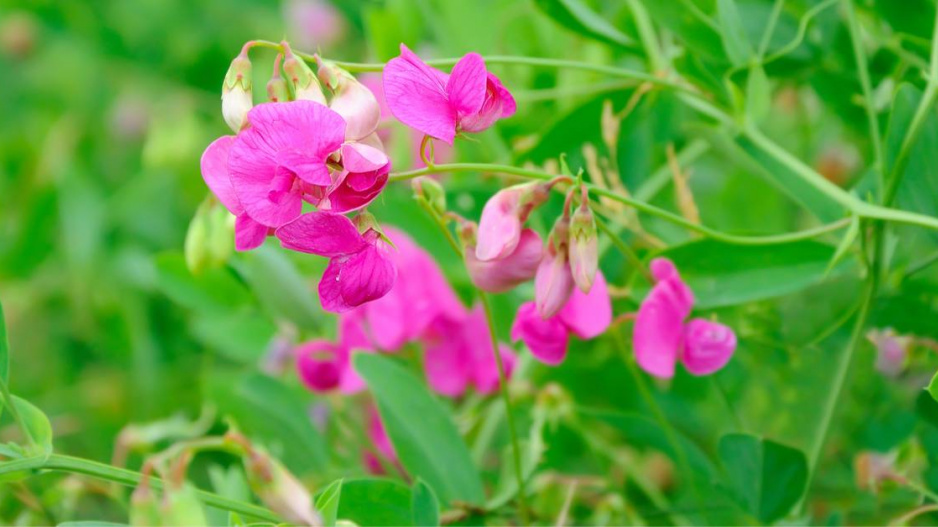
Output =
[
  {"x1": 294, "y1": 340, "x2": 345, "y2": 392},
  {"x1": 275, "y1": 211, "x2": 396, "y2": 313},
  {"x1": 512, "y1": 272, "x2": 612, "y2": 365},
  {"x1": 535, "y1": 217, "x2": 575, "y2": 319},
  {"x1": 463, "y1": 223, "x2": 543, "y2": 293},
  {"x1": 634, "y1": 258, "x2": 736, "y2": 378},
  {"x1": 200, "y1": 136, "x2": 270, "y2": 251},
  {"x1": 318, "y1": 58, "x2": 382, "y2": 142},
  {"x1": 383, "y1": 44, "x2": 516, "y2": 145},
  {"x1": 423, "y1": 307, "x2": 517, "y2": 397},
  {"x1": 318, "y1": 142, "x2": 390, "y2": 213},
  {"x1": 476, "y1": 182, "x2": 551, "y2": 261}
]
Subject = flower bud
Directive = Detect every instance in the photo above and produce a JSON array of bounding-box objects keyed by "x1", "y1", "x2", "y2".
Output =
[
  {"x1": 282, "y1": 42, "x2": 327, "y2": 105},
  {"x1": 866, "y1": 328, "x2": 911, "y2": 378},
  {"x1": 295, "y1": 340, "x2": 344, "y2": 392},
  {"x1": 466, "y1": 229, "x2": 542, "y2": 293},
  {"x1": 535, "y1": 216, "x2": 574, "y2": 318},
  {"x1": 160, "y1": 483, "x2": 209, "y2": 527},
  {"x1": 221, "y1": 49, "x2": 253, "y2": 133},
  {"x1": 267, "y1": 54, "x2": 291, "y2": 103},
  {"x1": 568, "y1": 196, "x2": 597, "y2": 293},
  {"x1": 680, "y1": 318, "x2": 736, "y2": 376},
  {"x1": 476, "y1": 182, "x2": 551, "y2": 261},
  {"x1": 317, "y1": 58, "x2": 381, "y2": 141},
  {"x1": 411, "y1": 177, "x2": 447, "y2": 218},
  {"x1": 185, "y1": 196, "x2": 235, "y2": 275}
]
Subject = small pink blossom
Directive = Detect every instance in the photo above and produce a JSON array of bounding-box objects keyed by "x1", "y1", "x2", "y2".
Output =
[
  {"x1": 423, "y1": 307, "x2": 517, "y2": 396},
  {"x1": 535, "y1": 217, "x2": 575, "y2": 319},
  {"x1": 476, "y1": 182, "x2": 550, "y2": 261},
  {"x1": 866, "y1": 328, "x2": 912, "y2": 378},
  {"x1": 383, "y1": 44, "x2": 516, "y2": 145},
  {"x1": 295, "y1": 340, "x2": 345, "y2": 392},
  {"x1": 318, "y1": 142, "x2": 390, "y2": 213},
  {"x1": 275, "y1": 212, "x2": 396, "y2": 313},
  {"x1": 512, "y1": 272, "x2": 612, "y2": 365},
  {"x1": 465, "y1": 228, "x2": 542, "y2": 293},
  {"x1": 634, "y1": 258, "x2": 736, "y2": 378}
]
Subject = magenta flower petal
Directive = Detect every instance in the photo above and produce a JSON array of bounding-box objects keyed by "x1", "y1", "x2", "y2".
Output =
[
  {"x1": 681, "y1": 318, "x2": 736, "y2": 375},
  {"x1": 475, "y1": 187, "x2": 523, "y2": 261},
  {"x1": 466, "y1": 229, "x2": 542, "y2": 293},
  {"x1": 275, "y1": 212, "x2": 367, "y2": 257},
  {"x1": 511, "y1": 302, "x2": 570, "y2": 365},
  {"x1": 227, "y1": 101, "x2": 346, "y2": 227},
  {"x1": 634, "y1": 280, "x2": 688, "y2": 379},
  {"x1": 383, "y1": 44, "x2": 457, "y2": 144},
  {"x1": 295, "y1": 340, "x2": 345, "y2": 392},
  {"x1": 337, "y1": 313, "x2": 372, "y2": 393},
  {"x1": 458, "y1": 73, "x2": 516, "y2": 133},
  {"x1": 200, "y1": 135, "x2": 243, "y2": 215},
  {"x1": 323, "y1": 239, "x2": 397, "y2": 311},
  {"x1": 341, "y1": 142, "x2": 389, "y2": 174},
  {"x1": 423, "y1": 318, "x2": 471, "y2": 397},
  {"x1": 557, "y1": 271, "x2": 612, "y2": 339},
  {"x1": 534, "y1": 250, "x2": 575, "y2": 319},
  {"x1": 319, "y1": 259, "x2": 354, "y2": 312},
  {"x1": 321, "y1": 142, "x2": 390, "y2": 213},
  {"x1": 445, "y1": 52, "x2": 487, "y2": 117},
  {"x1": 234, "y1": 213, "x2": 269, "y2": 251}
]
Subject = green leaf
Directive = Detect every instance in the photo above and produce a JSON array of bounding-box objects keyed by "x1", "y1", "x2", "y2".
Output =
[
  {"x1": 190, "y1": 310, "x2": 276, "y2": 364},
  {"x1": 718, "y1": 433, "x2": 808, "y2": 523},
  {"x1": 825, "y1": 216, "x2": 860, "y2": 277},
  {"x1": 332, "y1": 478, "x2": 414, "y2": 526},
  {"x1": 354, "y1": 353, "x2": 485, "y2": 506},
  {"x1": 315, "y1": 479, "x2": 343, "y2": 527},
  {"x1": 411, "y1": 479, "x2": 440, "y2": 527},
  {"x1": 154, "y1": 252, "x2": 251, "y2": 314},
  {"x1": 647, "y1": 239, "x2": 853, "y2": 308},
  {"x1": 716, "y1": 0, "x2": 754, "y2": 67},
  {"x1": 927, "y1": 370, "x2": 938, "y2": 404},
  {"x1": 12, "y1": 396, "x2": 53, "y2": 459},
  {"x1": 233, "y1": 246, "x2": 323, "y2": 331},
  {"x1": 745, "y1": 64, "x2": 770, "y2": 123},
  {"x1": 533, "y1": 0, "x2": 635, "y2": 48},
  {"x1": 0, "y1": 299, "x2": 8, "y2": 383},
  {"x1": 207, "y1": 372, "x2": 327, "y2": 474}
]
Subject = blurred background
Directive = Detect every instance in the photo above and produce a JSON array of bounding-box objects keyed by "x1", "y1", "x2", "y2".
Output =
[{"x1": 3, "y1": 0, "x2": 938, "y2": 524}]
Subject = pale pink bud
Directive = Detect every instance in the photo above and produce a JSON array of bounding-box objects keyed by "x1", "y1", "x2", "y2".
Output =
[
  {"x1": 221, "y1": 50, "x2": 253, "y2": 133},
  {"x1": 535, "y1": 217, "x2": 574, "y2": 318},
  {"x1": 234, "y1": 436, "x2": 322, "y2": 527},
  {"x1": 568, "y1": 197, "x2": 597, "y2": 293},
  {"x1": 681, "y1": 318, "x2": 736, "y2": 376},
  {"x1": 466, "y1": 228, "x2": 543, "y2": 293},
  {"x1": 866, "y1": 328, "x2": 911, "y2": 378},
  {"x1": 476, "y1": 182, "x2": 550, "y2": 261},
  {"x1": 282, "y1": 42, "x2": 327, "y2": 105},
  {"x1": 267, "y1": 54, "x2": 291, "y2": 103},
  {"x1": 318, "y1": 59, "x2": 381, "y2": 141}
]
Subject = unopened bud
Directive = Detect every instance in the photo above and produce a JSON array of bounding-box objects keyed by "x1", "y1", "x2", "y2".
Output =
[
  {"x1": 160, "y1": 483, "x2": 208, "y2": 526},
  {"x1": 411, "y1": 177, "x2": 447, "y2": 217},
  {"x1": 535, "y1": 215, "x2": 574, "y2": 318},
  {"x1": 221, "y1": 49, "x2": 253, "y2": 133},
  {"x1": 568, "y1": 194, "x2": 598, "y2": 293},
  {"x1": 282, "y1": 42, "x2": 327, "y2": 105},
  {"x1": 185, "y1": 195, "x2": 234, "y2": 275},
  {"x1": 475, "y1": 181, "x2": 551, "y2": 262},
  {"x1": 317, "y1": 58, "x2": 380, "y2": 141},
  {"x1": 267, "y1": 54, "x2": 291, "y2": 103},
  {"x1": 129, "y1": 468, "x2": 162, "y2": 527}
]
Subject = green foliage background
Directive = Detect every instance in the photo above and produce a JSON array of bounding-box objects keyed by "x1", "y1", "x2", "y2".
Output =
[{"x1": 1, "y1": 0, "x2": 938, "y2": 525}]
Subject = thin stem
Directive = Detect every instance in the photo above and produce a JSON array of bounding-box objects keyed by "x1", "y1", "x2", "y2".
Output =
[
  {"x1": 764, "y1": 0, "x2": 839, "y2": 65},
  {"x1": 758, "y1": 0, "x2": 786, "y2": 59},
  {"x1": 0, "y1": 454, "x2": 282, "y2": 523},
  {"x1": 479, "y1": 293, "x2": 529, "y2": 525},
  {"x1": 391, "y1": 163, "x2": 854, "y2": 245},
  {"x1": 842, "y1": 0, "x2": 886, "y2": 195}
]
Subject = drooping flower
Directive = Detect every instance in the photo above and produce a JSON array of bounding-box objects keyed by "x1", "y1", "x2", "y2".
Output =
[
  {"x1": 535, "y1": 216, "x2": 575, "y2": 319},
  {"x1": 512, "y1": 272, "x2": 612, "y2": 365},
  {"x1": 383, "y1": 44, "x2": 516, "y2": 145},
  {"x1": 464, "y1": 225, "x2": 542, "y2": 293},
  {"x1": 275, "y1": 211, "x2": 396, "y2": 313},
  {"x1": 568, "y1": 192, "x2": 598, "y2": 293},
  {"x1": 423, "y1": 306, "x2": 517, "y2": 396},
  {"x1": 475, "y1": 182, "x2": 551, "y2": 261},
  {"x1": 295, "y1": 313, "x2": 374, "y2": 394},
  {"x1": 634, "y1": 258, "x2": 736, "y2": 378}
]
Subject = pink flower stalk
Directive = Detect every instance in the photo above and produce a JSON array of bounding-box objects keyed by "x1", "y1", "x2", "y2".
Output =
[
  {"x1": 423, "y1": 306, "x2": 517, "y2": 396},
  {"x1": 634, "y1": 258, "x2": 736, "y2": 378},
  {"x1": 275, "y1": 212, "x2": 396, "y2": 313},
  {"x1": 476, "y1": 182, "x2": 551, "y2": 261},
  {"x1": 512, "y1": 272, "x2": 612, "y2": 365},
  {"x1": 383, "y1": 44, "x2": 516, "y2": 145},
  {"x1": 201, "y1": 136, "x2": 271, "y2": 250},
  {"x1": 465, "y1": 228, "x2": 543, "y2": 293}
]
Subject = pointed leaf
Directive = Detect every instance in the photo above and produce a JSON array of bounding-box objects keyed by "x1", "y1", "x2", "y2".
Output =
[
  {"x1": 329, "y1": 478, "x2": 413, "y2": 526},
  {"x1": 11, "y1": 396, "x2": 53, "y2": 459},
  {"x1": 718, "y1": 433, "x2": 808, "y2": 523},
  {"x1": 411, "y1": 479, "x2": 440, "y2": 527},
  {"x1": 716, "y1": 0, "x2": 754, "y2": 67},
  {"x1": 315, "y1": 479, "x2": 343, "y2": 527},
  {"x1": 533, "y1": 0, "x2": 636, "y2": 48}
]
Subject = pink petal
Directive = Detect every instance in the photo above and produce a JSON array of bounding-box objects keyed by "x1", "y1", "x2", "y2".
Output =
[
  {"x1": 557, "y1": 271, "x2": 612, "y2": 339},
  {"x1": 633, "y1": 281, "x2": 687, "y2": 379},
  {"x1": 446, "y1": 52, "x2": 487, "y2": 117},
  {"x1": 534, "y1": 251, "x2": 574, "y2": 319},
  {"x1": 383, "y1": 44, "x2": 457, "y2": 145},
  {"x1": 234, "y1": 213, "x2": 269, "y2": 251},
  {"x1": 423, "y1": 317, "x2": 472, "y2": 397},
  {"x1": 465, "y1": 228, "x2": 542, "y2": 292},
  {"x1": 275, "y1": 212, "x2": 366, "y2": 257},
  {"x1": 275, "y1": 148, "x2": 332, "y2": 186},
  {"x1": 338, "y1": 314, "x2": 373, "y2": 393},
  {"x1": 319, "y1": 259, "x2": 354, "y2": 312},
  {"x1": 475, "y1": 186, "x2": 523, "y2": 261},
  {"x1": 511, "y1": 302, "x2": 570, "y2": 366},
  {"x1": 341, "y1": 142, "x2": 390, "y2": 174},
  {"x1": 200, "y1": 135, "x2": 243, "y2": 215},
  {"x1": 330, "y1": 77, "x2": 382, "y2": 141},
  {"x1": 295, "y1": 340, "x2": 345, "y2": 392},
  {"x1": 458, "y1": 73, "x2": 516, "y2": 133},
  {"x1": 334, "y1": 241, "x2": 397, "y2": 308},
  {"x1": 681, "y1": 318, "x2": 736, "y2": 376}
]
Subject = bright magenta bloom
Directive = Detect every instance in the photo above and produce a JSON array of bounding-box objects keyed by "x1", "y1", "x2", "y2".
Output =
[
  {"x1": 423, "y1": 307, "x2": 517, "y2": 396},
  {"x1": 634, "y1": 258, "x2": 736, "y2": 378},
  {"x1": 465, "y1": 228, "x2": 542, "y2": 293},
  {"x1": 201, "y1": 136, "x2": 270, "y2": 251},
  {"x1": 228, "y1": 101, "x2": 346, "y2": 228},
  {"x1": 294, "y1": 340, "x2": 345, "y2": 392},
  {"x1": 475, "y1": 182, "x2": 550, "y2": 261},
  {"x1": 318, "y1": 142, "x2": 390, "y2": 213},
  {"x1": 512, "y1": 272, "x2": 612, "y2": 365},
  {"x1": 275, "y1": 212, "x2": 396, "y2": 313},
  {"x1": 383, "y1": 44, "x2": 516, "y2": 145}
]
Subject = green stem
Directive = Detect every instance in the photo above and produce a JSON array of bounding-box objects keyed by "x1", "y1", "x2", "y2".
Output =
[
  {"x1": 392, "y1": 163, "x2": 853, "y2": 245},
  {"x1": 757, "y1": 0, "x2": 786, "y2": 59},
  {"x1": 479, "y1": 293, "x2": 529, "y2": 525},
  {"x1": 0, "y1": 454, "x2": 282, "y2": 523}
]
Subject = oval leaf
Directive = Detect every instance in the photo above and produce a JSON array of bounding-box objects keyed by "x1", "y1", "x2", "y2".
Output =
[
  {"x1": 332, "y1": 478, "x2": 414, "y2": 527},
  {"x1": 12, "y1": 396, "x2": 53, "y2": 458},
  {"x1": 354, "y1": 353, "x2": 485, "y2": 506},
  {"x1": 718, "y1": 433, "x2": 808, "y2": 523}
]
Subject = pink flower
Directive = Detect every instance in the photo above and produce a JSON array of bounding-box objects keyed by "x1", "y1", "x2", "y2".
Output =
[
  {"x1": 465, "y1": 228, "x2": 542, "y2": 293},
  {"x1": 227, "y1": 101, "x2": 347, "y2": 228},
  {"x1": 363, "y1": 407, "x2": 399, "y2": 475},
  {"x1": 275, "y1": 212, "x2": 396, "y2": 313},
  {"x1": 866, "y1": 328, "x2": 912, "y2": 378},
  {"x1": 512, "y1": 272, "x2": 612, "y2": 365},
  {"x1": 295, "y1": 340, "x2": 345, "y2": 392},
  {"x1": 284, "y1": 0, "x2": 347, "y2": 50},
  {"x1": 383, "y1": 44, "x2": 516, "y2": 145},
  {"x1": 634, "y1": 258, "x2": 736, "y2": 378},
  {"x1": 423, "y1": 307, "x2": 517, "y2": 396},
  {"x1": 318, "y1": 60, "x2": 382, "y2": 143},
  {"x1": 318, "y1": 142, "x2": 390, "y2": 213},
  {"x1": 201, "y1": 136, "x2": 271, "y2": 251},
  {"x1": 476, "y1": 182, "x2": 551, "y2": 261}
]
